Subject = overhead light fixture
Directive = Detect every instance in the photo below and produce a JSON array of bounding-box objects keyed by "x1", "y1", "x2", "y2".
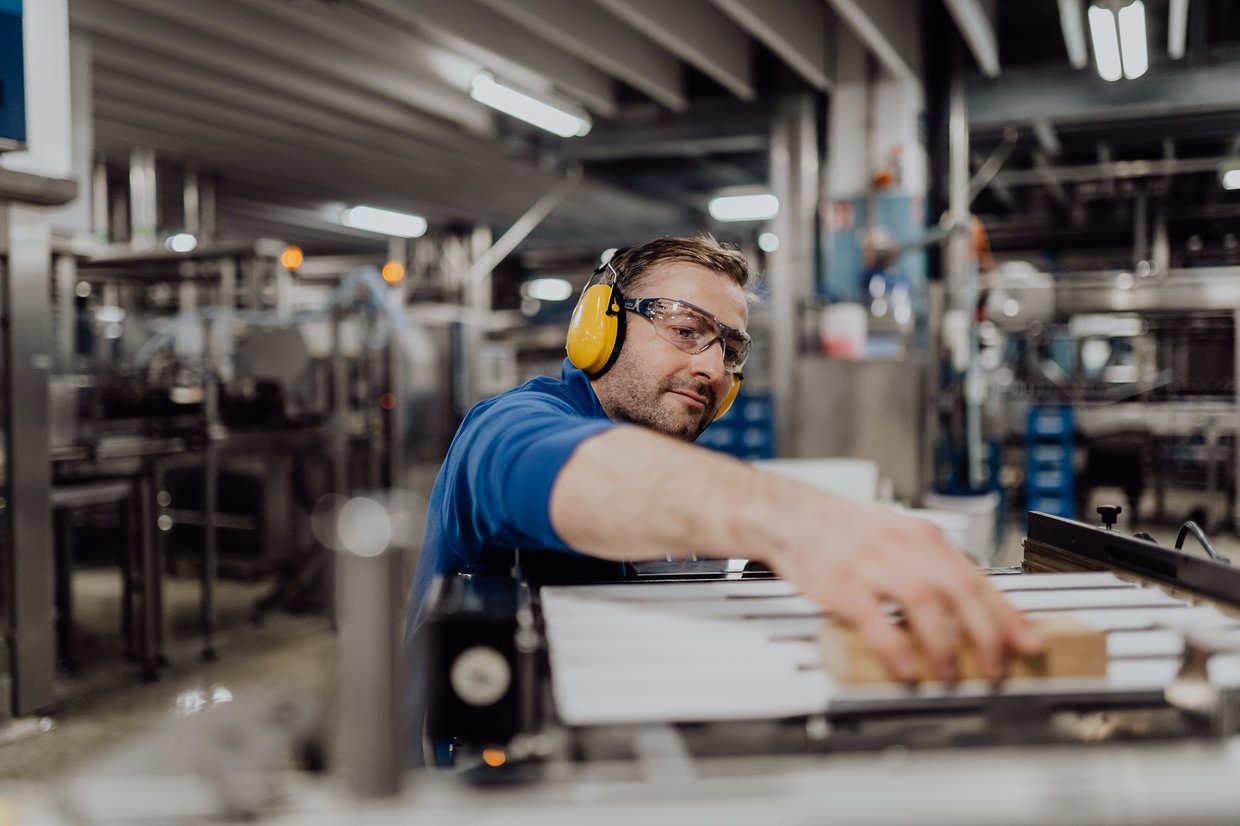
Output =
[
  {"x1": 708, "y1": 193, "x2": 780, "y2": 223},
  {"x1": 1088, "y1": 1, "x2": 1148, "y2": 81},
  {"x1": 470, "y1": 73, "x2": 591, "y2": 138},
  {"x1": 521, "y1": 277, "x2": 573, "y2": 302},
  {"x1": 280, "y1": 245, "x2": 305, "y2": 269},
  {"x1": 1222, "y1": 168, "x2": 1240, "y2": 191},
  {"x1": 165, "y1": 232, "x2": 198, "y2": 253},
  {"x1": 340, "y1": 205, "x2": 428, "y2": 238}
]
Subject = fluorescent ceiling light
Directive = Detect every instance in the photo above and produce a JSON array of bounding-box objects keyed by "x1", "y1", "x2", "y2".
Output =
[
  {"x1": 340, "y1": 205, "x2": 428, "y2": 238},
  {"x1": 470, "y1": 74, "x2": 591, "y2": 138},
  {"x1": 521, "y1": 277, "x2": 574, "y2": 302},
  {"x1": 1222, "y1": 169, "x2": 1240, "y2": 190},
  {"x1": 1117, "y1": 1, "x2": 1148, "y2": 79},
  {"x1": 708, "y1": 193, "x2": 779, "y2": 223},
  {"x1": 165, "y1": 232, "x2": 198, "y2": 253},
  {"x1": 1088, "y1": 5, "x2": 1123, "y2": 81}
]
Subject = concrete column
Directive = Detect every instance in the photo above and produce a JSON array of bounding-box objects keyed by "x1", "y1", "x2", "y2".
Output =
[
  {"x1": 768, "y1": 94, "x2": 820, "y2": 456},
  {"x1": 825, "y1": 21, "x2": 928, "y2": 301},
  {"x1": 128, "y1": 146, "x2": 158, "y2": 252},
  {"x1": 0, "y1": 204, "x2": 57, "y2": 716}
]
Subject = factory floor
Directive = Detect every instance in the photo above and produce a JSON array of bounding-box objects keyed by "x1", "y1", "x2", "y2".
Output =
[
  {"x1": 4, "y1": 504, "x2": 1240, "y2": 784},
  {"x1": 0, "y1": 563, "x2": 338, "y2": 781}
]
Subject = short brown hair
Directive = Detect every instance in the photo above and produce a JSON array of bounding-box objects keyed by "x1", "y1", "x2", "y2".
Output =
[{"x1": 606, "y1": 236, "x2": 754, "y2": 298}]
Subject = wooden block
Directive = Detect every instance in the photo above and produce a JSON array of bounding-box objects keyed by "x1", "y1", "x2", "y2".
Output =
[{"x1": 819, "y1": 616, "x2": 1107, "y2": 683}]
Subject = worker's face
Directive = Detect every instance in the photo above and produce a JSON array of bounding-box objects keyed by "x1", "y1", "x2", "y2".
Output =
[{"x1": 593, "y1": 262, "x2": 749, "y2": 442}]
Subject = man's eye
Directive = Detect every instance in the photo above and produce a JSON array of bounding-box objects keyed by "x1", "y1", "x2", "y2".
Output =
[{"x1": 669, "y1": 326, "x2": 697, "y2": 339}]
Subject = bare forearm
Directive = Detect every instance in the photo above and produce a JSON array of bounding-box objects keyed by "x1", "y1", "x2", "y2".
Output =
[
  {"x1": 549, "y1": 426, "x2": 1042, "y2": 682},
  {"x1": 548, "y1": 426, "x2": 818, "y2": 565}
]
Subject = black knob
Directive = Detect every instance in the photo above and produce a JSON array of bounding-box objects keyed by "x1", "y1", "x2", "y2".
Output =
[{"x1": 1097, "y1": 505, "x2": 1122, "y2": 530}]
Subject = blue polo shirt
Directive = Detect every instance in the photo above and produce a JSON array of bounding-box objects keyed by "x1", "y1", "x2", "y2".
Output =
[
  {"x1": 404, "y1": 359, "x2": 621, "y2": 762},
  {"x1": 406, "y1": 358, "x2": 621, "y2": 630}
]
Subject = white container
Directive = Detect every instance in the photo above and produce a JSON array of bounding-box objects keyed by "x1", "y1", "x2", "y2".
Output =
[
  {"x1": 820, "y1": 303, "x2": 867, "y2": 359},
  {"x1": 751, "y1": 458, "x2": 879, "y2": 503},
  {"x1": 921, "y1": 490, "x2": 1001, "y2": 564},
  {"x1": 892, "y1": 506, "x2": 973, "y2": 556}
]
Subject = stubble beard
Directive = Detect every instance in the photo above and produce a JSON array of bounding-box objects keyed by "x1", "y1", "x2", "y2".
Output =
[{"x1": 599, "y1": 355, "x2": 717, "y2": 442}]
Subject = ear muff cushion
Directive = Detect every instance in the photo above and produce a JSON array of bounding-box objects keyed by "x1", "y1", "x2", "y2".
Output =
[
  {"x1": 566, "y1": 283, "x2": 621, "y2": 374},
  {"x1": 712, "y1": 375, "x2": 741, "y2": 421}
]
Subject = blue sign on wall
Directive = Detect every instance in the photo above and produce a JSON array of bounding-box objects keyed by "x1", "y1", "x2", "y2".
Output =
[{"x1": 0, "y1": 0, "x2": 26, "y2": 150}]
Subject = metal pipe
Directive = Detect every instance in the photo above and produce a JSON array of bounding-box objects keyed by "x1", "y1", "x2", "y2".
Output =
[
  {"x1": 335, "y1": 514, "x2": 404, "y2": 798},
  {"x1": 948, "y1": 72, "x2": 986, "y2": 489},
  {"x1": 466, "y1": 164, "x2": 582, "y2": 286}
]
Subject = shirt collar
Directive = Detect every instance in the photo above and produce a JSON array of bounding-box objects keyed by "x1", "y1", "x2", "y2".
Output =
[{"x1": 560, "y1": 357, "x2": 609, "y2": 418}]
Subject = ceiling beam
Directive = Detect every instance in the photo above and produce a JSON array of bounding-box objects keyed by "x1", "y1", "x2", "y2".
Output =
[
  {"x1": 711, "y1": 0, "x2": 836, "y2": 92},
  {"x1": 826, "y1": 0, "x2": 921, "y2": 88},
  {"x1": 227, "y1": 0, "x2": 482, "y2": 89},
  {"x1": 70, "y1": 1, "x2": 488, "y2": 152},
  {"x1": 941, "y1": 0, "x2": 999, "y2": 78},
  {"x1": 562, "y1": 102, "x2": 769, "y2": 161},
  {"x1": 994, "y1": 154, "x2": 1236, "y2": 187},
  {"x1": 88, "y1": 40, "x2": 509, "y2": 175},
  {"x1": 1056, "y1": 0, "x2": 1089, "y2": 70},
  {"x1": 592, "y1": 0, "x2": 754, "y2": 101},
  {"x1": 354, "y1": 0, "x2": 619, "y2": 117},
  {"x1": 89, "y1": 78, "x2": 527, "y2": 204},
  {"x1": 91, "y1": 103, "x2": 538, "y2": 224},
  {"x1": 476, "y1": 0, "x2": 686, "y2": 111},
  {"x1": 968, "y1": 61, "x2": 1240, "y2": 128},
  {"x1": 108, "y1": 0, "x2": 493, "y2": 134}
]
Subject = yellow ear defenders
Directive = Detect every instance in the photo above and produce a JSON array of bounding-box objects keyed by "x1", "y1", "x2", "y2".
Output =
[
  {"x1": 566, "y1": 259, "x2": 625, "y2": 375},
  {"x1": 713, "y1": 373, "x2": 741, "y2": 422},
  {"x1": 566, "y1": 252, "x2": 741, "y2": 423}
]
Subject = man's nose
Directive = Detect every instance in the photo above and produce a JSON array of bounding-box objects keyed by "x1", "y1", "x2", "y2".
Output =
[{"x1": 689, "y1": 337, "x2": 728, "y2": 381}]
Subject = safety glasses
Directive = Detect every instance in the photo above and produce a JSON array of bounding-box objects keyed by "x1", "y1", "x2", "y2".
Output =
[{"x1": 622, "y1": 297, "x2": 751, "y2": 374}]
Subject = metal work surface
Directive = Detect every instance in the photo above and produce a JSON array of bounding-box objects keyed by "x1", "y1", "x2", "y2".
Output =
[{"x1": 20, "y1": 738, "x2": 1240, "y2": 825}]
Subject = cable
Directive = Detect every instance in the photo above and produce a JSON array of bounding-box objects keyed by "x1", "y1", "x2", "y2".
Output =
[{"x1": 1175, "y1": 520, "x2": 1230, "y2": 564}]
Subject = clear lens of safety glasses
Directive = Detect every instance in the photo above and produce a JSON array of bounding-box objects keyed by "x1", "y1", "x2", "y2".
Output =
[{"x1": 625, "y1": 298, "x2": 750, "y2": 373}]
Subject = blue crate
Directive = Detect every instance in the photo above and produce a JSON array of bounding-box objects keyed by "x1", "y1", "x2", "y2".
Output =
[
  {"x1": 700, "y1": 389, "x2": 774, "y2": 460},
  {"x1": 1026, "y1": 404, "x2": 1074, "y2": 520}
]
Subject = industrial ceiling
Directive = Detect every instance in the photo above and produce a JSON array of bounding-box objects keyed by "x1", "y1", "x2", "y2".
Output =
[{"x1": 67, "y1": 0, "x2": 1240, "y2": 267}]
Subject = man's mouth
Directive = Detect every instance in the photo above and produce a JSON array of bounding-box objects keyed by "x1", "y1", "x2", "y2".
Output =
[
  {"x1": 670, "y1": 389, "x2": 707, "y2": 407},
  {"x1": 665, "y1": 382, "x2": 714, "y2": 411}
]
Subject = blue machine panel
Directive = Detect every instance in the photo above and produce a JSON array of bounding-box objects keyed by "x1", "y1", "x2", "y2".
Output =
[{"x1": 0, "y1": 0, "x2": 25, "y2": 150}]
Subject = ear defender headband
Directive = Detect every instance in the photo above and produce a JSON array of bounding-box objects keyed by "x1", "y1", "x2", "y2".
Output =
[{"x1": 565, "y1": 250, "x2": 740, "y2": 423}]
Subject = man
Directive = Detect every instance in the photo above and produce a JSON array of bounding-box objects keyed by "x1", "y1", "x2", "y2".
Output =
[{"x1": 407, "y1": 237, "x2": 1041, "y2": 753}]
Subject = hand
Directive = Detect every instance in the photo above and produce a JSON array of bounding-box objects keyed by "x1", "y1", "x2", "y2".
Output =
[{"x1": 765, "y1": 498, "x2": 1043, "y2": 682}]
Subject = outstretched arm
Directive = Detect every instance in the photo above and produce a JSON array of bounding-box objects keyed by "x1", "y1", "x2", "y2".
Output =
[{"x1": 550, "y1": 426, "x2": 1042, "y2": 681}]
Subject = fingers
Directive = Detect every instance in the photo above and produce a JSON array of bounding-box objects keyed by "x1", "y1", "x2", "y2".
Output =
[
  {"x1": 860, "y1": 519, "x2": 1042, "y2": 682},
  {"x1": 823, "y1": 583, "x2": 919, "y2": 682},
  {"x1": 897, "y1": 533, "x2": 1044, "y2": 681},
  {"x1": 881, "y1": 575, "x2": 959, "y2": 680}
]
